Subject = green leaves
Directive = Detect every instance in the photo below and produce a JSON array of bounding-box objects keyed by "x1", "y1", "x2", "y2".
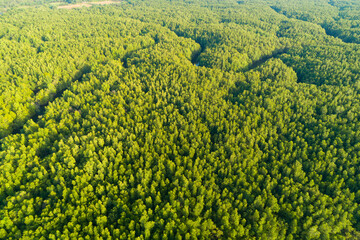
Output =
[{"x1": 1, "y1": 0, "x2": 360, "y2": 239}]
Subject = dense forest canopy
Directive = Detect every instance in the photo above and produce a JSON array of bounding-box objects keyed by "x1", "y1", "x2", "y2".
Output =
[{"x1": 1, "y1": 0, "x2": 360, "y2": 239}]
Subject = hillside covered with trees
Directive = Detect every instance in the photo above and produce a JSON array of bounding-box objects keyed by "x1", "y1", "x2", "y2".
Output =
[{"x1": 1, "y1": 0, "x2": 360, "y2": 239}]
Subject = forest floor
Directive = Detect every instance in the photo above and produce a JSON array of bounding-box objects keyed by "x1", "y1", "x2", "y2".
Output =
[{"x1": 58, "y1": 1, "x2": 122, "y2": 9}]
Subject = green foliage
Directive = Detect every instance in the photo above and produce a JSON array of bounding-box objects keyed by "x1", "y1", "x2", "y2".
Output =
[{"x1": 1, "y1": 0, "x2": 360, "y2": 239}]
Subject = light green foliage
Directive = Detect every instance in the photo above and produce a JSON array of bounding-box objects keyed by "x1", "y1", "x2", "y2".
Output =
[{"x1": 1, "y1": 0, "x2": 360, "y2": 239}]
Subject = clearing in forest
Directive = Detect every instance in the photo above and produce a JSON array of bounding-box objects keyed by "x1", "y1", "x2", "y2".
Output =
[{"x1": 58, "y1": 1, "x2": 121, "y2": 9}]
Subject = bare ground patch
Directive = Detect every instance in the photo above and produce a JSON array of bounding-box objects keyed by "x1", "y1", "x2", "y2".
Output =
[
  {"x1": 58, "y1": 3, "x2": 92, "y2": 9},
  {"x1": 58, "y1": 1, "x2": 122, "y2": 9},
  {"x1": 91, "y1": 1, "x2": 121, "y2": 5}
]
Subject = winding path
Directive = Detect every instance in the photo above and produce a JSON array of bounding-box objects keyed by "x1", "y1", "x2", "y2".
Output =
[
  {"x1": 191, "y1": 47, "x2": 204, "y2": 66},
  {"x1": 269, "y1": 5, "x2": 359, "y2": 44},
  {"x1": 11, "y1": 65, "x2": 91, "y2": 135},
  {"x1": 245, "y1": 48, "x2": 289, "y2": 72}
]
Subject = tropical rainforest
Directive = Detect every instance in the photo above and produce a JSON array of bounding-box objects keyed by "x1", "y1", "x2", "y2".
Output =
[{"x1": 1, "y1": 0, "x2": 360, "y2": 239}]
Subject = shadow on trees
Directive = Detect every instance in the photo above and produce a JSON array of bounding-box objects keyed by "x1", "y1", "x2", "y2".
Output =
[{"x1": 10, "y1": 64, "x2": 92, "y2": 136}]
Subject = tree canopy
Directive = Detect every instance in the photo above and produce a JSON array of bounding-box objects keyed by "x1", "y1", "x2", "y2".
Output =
[{"x1": 1, "y1": 0, "x2": 360, "y2": 239}]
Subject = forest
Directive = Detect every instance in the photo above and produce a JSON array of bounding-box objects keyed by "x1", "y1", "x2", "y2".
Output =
[{"x1": 1, "y1": 0, "x2": 360, "y2": 239}]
